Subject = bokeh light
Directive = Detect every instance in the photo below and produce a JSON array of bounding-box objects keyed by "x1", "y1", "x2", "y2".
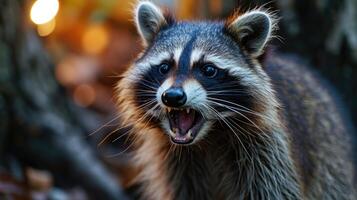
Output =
[
  {"x1": 82, "y1": 24, "x2": 109, "y2": 55},
  {"x1": 37, "y1": 18, "x2": 56, "y2": 37},
  {"x1": 30, "y1": 0, "x2": 59, "y2": 25},
  {"x1": 73, "y1": 84, "x2": 96, "y2": 107},
  {"x1": 56, "y1": 56, "x2": 98, "y2": 86}
]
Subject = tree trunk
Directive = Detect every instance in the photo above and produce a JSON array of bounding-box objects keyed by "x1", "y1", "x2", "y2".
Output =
[
  {"x1": 0, "y1": 0, "x2": 128, "y2": 199},
  {"x1": 276, "y1": 0, "x2": 357, "y2": 124}
]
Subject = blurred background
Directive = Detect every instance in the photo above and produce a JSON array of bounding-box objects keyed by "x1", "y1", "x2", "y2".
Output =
[{"x1": 0, "y1": 0, "x2": 356, "y2": 199}]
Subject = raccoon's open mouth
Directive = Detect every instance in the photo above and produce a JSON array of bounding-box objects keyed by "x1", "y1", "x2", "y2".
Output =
[{"x1": 166, "y1": 108, "x2": 204, "y2": 145}]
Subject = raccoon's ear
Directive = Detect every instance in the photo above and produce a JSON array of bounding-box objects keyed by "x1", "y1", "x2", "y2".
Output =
[
  {"x1": 225, "y1": 10, "x2": 275, "y2": 56},
  {"x1": 135, "y1": 1, "x2": 169, "y2": 45}
]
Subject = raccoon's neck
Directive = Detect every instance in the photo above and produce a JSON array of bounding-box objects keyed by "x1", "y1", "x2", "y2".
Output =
[{"x1": 134, "y1": 126, "x2": 302, "y2": 200}]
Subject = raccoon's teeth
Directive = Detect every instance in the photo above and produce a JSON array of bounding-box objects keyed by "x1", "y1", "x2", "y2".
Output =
[
  {"x1": 169, "y1": 130, "x2": 176, "y2": 137},
  {"x1": 187, "y1": 130, "x2": 193, "y2": 139},
  {"x1": 167, "y1": 107, "x2": 172, "y2": 113},
  {"x1": 186, "y1": 108, "x2": 190, "y2": 114},
  {"x1": 173, "y1": 128, "x2": 179, "y2": 134}
]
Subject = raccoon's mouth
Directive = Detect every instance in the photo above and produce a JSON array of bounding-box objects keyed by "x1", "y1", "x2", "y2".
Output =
[{"x1": 166, "y1": 108, "x2": 204, "y2": 145}]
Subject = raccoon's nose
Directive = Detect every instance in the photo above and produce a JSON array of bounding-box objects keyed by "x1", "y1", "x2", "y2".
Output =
[{"x1": 162, "y1": 87, "x2": 187, "y2": 107}]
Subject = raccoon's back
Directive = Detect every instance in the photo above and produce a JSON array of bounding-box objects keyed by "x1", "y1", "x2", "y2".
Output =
[{"x1": 265, "y1": 54, "x2": 356, "y2": 199}]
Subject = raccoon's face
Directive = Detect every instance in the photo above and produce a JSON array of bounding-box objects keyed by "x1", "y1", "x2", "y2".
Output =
[{"x1": 119, "y1": 2, "x2": 276, "y2": 145}]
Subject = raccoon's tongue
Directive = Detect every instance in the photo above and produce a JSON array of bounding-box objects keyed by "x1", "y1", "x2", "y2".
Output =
[{"x1": 171, "y1": 110, "x2": 195, "y2": 135}]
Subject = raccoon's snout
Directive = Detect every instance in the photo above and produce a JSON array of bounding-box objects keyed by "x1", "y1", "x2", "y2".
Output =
[
  {"x1": 161, "y1": 87, "x2": 187, "y2": 107},
  {"x1": 157, "y1": 79, "x2": 208, "y2": 145}
]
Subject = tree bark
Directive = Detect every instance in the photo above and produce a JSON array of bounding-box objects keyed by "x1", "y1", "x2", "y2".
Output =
[
  {"x1": 276, "y1": 0, "x2": 357, "y2": 124},
  {"x1": 0, "y1": 0, "x2": 128, "y2": 199}
]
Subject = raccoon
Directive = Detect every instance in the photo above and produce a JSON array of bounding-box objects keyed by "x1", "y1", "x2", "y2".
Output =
[{"x1": 116, "y1": 1, "x2": 356, "y2": 199}]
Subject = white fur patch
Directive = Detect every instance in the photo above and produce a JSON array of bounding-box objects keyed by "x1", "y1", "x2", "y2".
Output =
[
  {"x1": 127, "y1": 51, "x2": 171, "y2": 83},
  {"x1": 190, "y1": 49, "x2": 204, "y2": 67},
  {"x1": 182, "y1": 79, "x2": 207, "y2": 108},
  {"x1": 174, "y1": 48, "x2": 183, "y2": 64}
]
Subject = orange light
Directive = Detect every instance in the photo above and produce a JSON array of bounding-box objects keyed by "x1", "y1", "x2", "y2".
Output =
[
  {"x1": 56, "y1": 56, "x2": 98, "y2": 86},
  {"x1": 73, "y1": 84, "x2": 96, "y2": 107},
  {"x1": 37, "y1": 18, "x2": 56, "y2": 37},
  {"x1": 30, "y1": 0, "x2": 59, "y2": 25},
  {"x1": 56, "y1": 58, "x2": 77, "y2": 86},
  {"x1": 82, "y1": 24, "x2": 109, "y2": 55}
]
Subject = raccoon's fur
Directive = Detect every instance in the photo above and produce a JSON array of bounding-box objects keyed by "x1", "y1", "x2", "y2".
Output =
[{"x1": 115, "y1": 2, "x2": 356, "y2": 200}]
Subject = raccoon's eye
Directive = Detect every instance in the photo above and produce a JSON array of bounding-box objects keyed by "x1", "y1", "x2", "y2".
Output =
[
  {"x1": 159, "y1": 63, "x2": 170, "y2": 75},
  {"x1": 201, "y1": 64, "x2": 218, "y2": 78}
]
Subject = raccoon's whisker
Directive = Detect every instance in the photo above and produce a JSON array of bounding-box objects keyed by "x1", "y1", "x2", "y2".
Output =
[
  {"x1": 179, "y1": 145, "x2": 183, "y2": 162},
  {"x1": 121, "y1": 85, "x2": 157, "y2": 93},
  {"x1": 135, "y1": 99, "x2": 157, "y2": 110},
  {"x1": 144, "y1": 105, "x2": 161, "y2": 124},
  {"x1": 112, "y1": 126, "x2": 134, "y2": 143},
  {"x1": 135, "y1": 91, "x2": 156, "y2": 95},
  {"x1": 148, "y1": 74, "x2": 161, "y2": 86},
  {"x1": 87, "y1": 114, "x2": 123, "y2": 137},
  {"x1": 206, "y1": 99, "x2": 263, "y2": 132},
  {"x1": 131, "y1": 93, "x2": 156, "y2": 97},
  {"x1": 164, "y1": 144, "x2": 174, "y2": 161},
  {"x1": 142, "y1": 75, "x2": 161, "y2": 87},
  {"x1": 206, "y1": 82, "x2": 246, "y2": 90},
  {"x1": 211, "y1": 104, "x2": 262, "y2": 134},
  {"x1": 134, "y1": 91, "x2": 157, "y2": 96},
  {"x1": 206, "y1": 97, "x2": 269, "y2": 120},
  {"x1": 97, "y1": 125, "x2": 131, "y2": 148},
  {"x1": 225, "y1": 117, "x2": 258, "y2": 139},
  {"x1": 134, "y1": 94, "x2": 156, "y2": 97},
  {"x1": 124, "y1": 75, "x2": 157, "y2": 85},
  {"x1": 122, "y1": 110, "x2": 158, "y2": 149},
  {"x1": 122, "y1": 79, "x2": 155, "y2": 89},
  {"x1": 223, "y1": 118, "x2": 257, "y2": 155},
  {"x1": 206, "y1": 84, "x2": 246, "y2": 89},
  {"x1": 201, "y1": 103, "x2": 222, "y2": 121},
  {"x1": 207, "y1": 100, "x2": 265, "y2": 135},
  {"x1": 204, "y1": 104, "x2": 253, "y2": 162},
  {"x1": 124, "y1": 76, "x2": 159, "y2": 90},
  {"x1": 206, "y1": 100, "x2": 261, "y2": 132},
  {"x1": 98, "y1": 125, "x2": 133, "y2": 147},
  {"x1": 104, "y1": 141, "x2": 135, "y2": 158},
  {"x1": 206, "y1": 87, "x2": 246, "y2": 92},
  {"x1": 207, "y1": 92, "x2": 250, "y2": 96},
  {"x1": 207, "y1": 89, "x2": 247, "y2": 93},
  {"x1": 134, "y1": 89, "x2": 157, "y2": 93},
  {"x1": 196, "y1": 106, "x2": 208, "y2": 121},
  {"x1": 135, "y1": 105, "x2": 159, "y2": 121},
  {"x1": 158, "y1": 107, "x2": 166, "y2": 119},
  {"x1": 203, "y1": 104, "x2": 247, "y2": 141},
  {"x1": 98, "y1": 128, "x2": 121, "y2": 147},
  {"x1": 136, "y1": 103, "x2": 161, "y2": 128},
  {"x1": 207, "y1": 91, "x2": 248, "y2": 95},
  {"x1": 137, "y1": 82, "x2": 159, "y2": 91},
  {"x1": 205, "y1": 104, "x2": 257, "y2": 130}
]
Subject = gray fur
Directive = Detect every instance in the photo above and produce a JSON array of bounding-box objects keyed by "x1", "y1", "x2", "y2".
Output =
[
  {"x1": 266, "y1": 56, "x2": 357, "y2": 200},
  {"x1": 135, "y1": 1, "x2": 167, "y2": 45},
  {"x1": 226, "y1": 11, "x2": 274, "y2": 56}
]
